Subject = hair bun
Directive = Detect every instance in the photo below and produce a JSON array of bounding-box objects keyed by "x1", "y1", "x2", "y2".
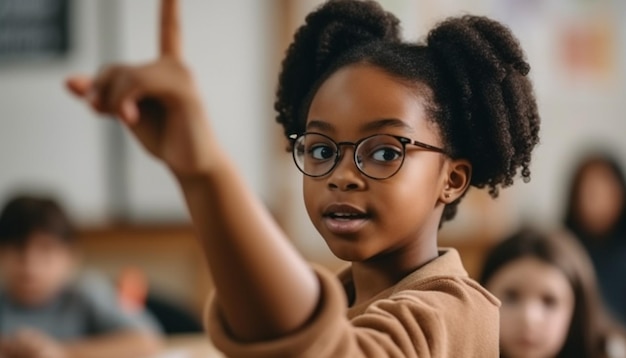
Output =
[
  {"x1": 426, "y1": 15, "x2": 539, "y2": 194},
  {"x1": 275, "y1": 0, "x2": 401, "y2": 138},
  {"x1": 304, "y1": 0, "x2": 401, "y2": 71},
  {"x1": 427, "y1": 15, "x2": 530, "y2": 80}
]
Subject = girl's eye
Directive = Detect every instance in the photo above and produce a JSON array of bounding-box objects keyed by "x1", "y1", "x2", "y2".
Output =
[
  {"x1": 308, "y1": 145, "x2": 335, "y2": 160},
  {"x1": 541, "y1": 295, "x2": 558, "y2": 309},
  {"x1": 501, "y1": 289, "x2": 520, "y2": 305},
  {"x1": 371, "y1": 147, "x2": 402, "y2": 162}
]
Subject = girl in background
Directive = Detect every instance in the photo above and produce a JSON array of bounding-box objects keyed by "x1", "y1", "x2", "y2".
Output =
[
  {"x1": 481, "y1": 228, "x2": 626, "y2": 358},
  {"x1": 564, "y1": 152, "x2": 626, "y2": 324}
]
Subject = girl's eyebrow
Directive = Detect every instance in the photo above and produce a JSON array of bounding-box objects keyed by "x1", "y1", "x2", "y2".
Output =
[
  {"x1": 306, "y1": 118, "x2": 414, "y2": 133},
  {"x1": 306, "y1": 119, "x2": 333, "y2": 132},
  {"x1": 361, "y1": 118, "x2": 414, "y2": 133}
]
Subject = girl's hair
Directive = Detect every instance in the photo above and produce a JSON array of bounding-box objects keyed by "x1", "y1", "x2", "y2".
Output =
[
  {"x1": 274, "y1": 0, "x2": 540, "y2": 223},
  {"x1": 563, "y1": 152, "x2": 626, "y2": 242},
  {"x1": 0, "y1": 194, "x2": 76, "y2": 247},
  {"x1": 480, "y1": 228, "x2": 624, "y2": 358}
]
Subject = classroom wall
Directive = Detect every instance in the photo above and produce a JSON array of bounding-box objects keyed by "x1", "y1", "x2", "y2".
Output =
[
  {"x1": 0, "y1": 0, "x2": 274, "y2": 224},
  {"x1": 0, "y1": 0, "x2": 108, "y2": 222}
]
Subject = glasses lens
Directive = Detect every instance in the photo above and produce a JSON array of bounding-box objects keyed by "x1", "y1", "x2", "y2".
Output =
[
  {"x1": 356, "y1": 135, "x2": 405, "y2": 179},
  {"x1": 293, "y1": 134, "x2": 338, "y2": 176}
]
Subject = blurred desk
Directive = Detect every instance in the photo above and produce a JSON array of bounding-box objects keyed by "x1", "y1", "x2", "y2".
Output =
[
  {"x1": 157, "y1": 334, "x2": 224, "y2": 358},
  {"x1": 78, "y1": 225, "x2": 212, "y2": 316}
]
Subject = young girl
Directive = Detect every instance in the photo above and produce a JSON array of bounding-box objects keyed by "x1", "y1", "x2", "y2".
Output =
[
  {"x1": 480, "y1": 228, "x2": 626, "y2": 358},
  {"x1": 66, "y1": 0, "x2": 540, "y2": 356},
  {"x1": 563, "y1": 152, "x2": 626, "y2": 325}
]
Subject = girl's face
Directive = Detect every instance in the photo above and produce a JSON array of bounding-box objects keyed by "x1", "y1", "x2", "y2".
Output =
[
  {"x1": 303, "y1": 63, "x2": 450, "y2": 262},
  {"x1": 576, "y1": 162, "x2": 625, "y2": 237},
  {"x1": 486, "y1": 257, "x2": 575, "y2": 358}
]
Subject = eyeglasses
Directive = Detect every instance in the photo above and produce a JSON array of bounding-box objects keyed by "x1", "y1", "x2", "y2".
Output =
[{"x1": 290, "y1": 132, "x2": 447, "y2": 180}]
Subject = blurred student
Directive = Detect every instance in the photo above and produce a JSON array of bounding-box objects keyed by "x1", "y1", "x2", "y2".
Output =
[
  {"x1": 480, "y1": 227, "x2": 626, "y2": 358},
  {"x1": 563, "y1": 152, "x2": 626, "y2": 324},
  {"x1": 0, "y1": 195, "x2": 162, "y2": 358}
]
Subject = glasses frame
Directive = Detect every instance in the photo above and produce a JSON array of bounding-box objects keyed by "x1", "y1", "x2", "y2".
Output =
[{"x1": 289, "y1": 132, "x2": 448, "y2": 180}]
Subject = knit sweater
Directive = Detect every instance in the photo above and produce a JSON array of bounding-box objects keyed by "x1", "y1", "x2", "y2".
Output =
[{"x1": 207, "y1": 248, "x2": 500, "y2": 357}]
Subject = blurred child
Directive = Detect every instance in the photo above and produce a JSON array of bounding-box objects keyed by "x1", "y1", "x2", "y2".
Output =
[
  {"x1": 66, "y1": 0, "x2": 541, "y2": 356},
  {"x1": 564, "y1": 152, "x2": 626, "y2": 324},
  {"x1": 480, "y1": 227, "x2": 626, "y2": 358},
  {"x1": 0, "y1": 195, "x2": 162, "y2": 358}
]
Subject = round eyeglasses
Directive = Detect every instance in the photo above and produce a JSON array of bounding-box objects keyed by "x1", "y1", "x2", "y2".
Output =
[{"x1": 290, "y1": 132, "x2": 448, "y2": 180}]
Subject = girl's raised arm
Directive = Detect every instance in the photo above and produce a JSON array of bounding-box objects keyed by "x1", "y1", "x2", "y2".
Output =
[{"x1": 66, "y1": 0, "x2": 319, "y2": 342}]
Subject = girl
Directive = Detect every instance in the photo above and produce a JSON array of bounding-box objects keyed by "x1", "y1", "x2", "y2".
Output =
[
  {"x1": 480, "y1": 228, "x2": 626, "y2": 358},
  {"x1": 66, "y1": 0, "x2": 540, "y2": 356},
  {"x1": 563, "y1": 152, "x2": 626, "y2": 325}
]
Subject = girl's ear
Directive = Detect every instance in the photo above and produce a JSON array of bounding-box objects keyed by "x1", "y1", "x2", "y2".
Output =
[{"x1": 440, "y1": 159, "x2": 472, "y2": 203}]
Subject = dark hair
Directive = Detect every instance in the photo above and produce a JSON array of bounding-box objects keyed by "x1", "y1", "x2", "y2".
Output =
[
  {"x1": 564, "y1": 152, "x2": 626, "y2": 242},
  {"x1": 275, "y1": 0, "x2": 540, "y2": 223},
  {"x1": 0, "y1": 195, "x2": 76, "y2": 247},
  {"x1": 480, "y1": 228, "x2": 624, "y2": 358}
]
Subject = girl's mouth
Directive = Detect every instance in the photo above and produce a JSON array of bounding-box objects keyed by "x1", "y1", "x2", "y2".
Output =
[{"x1": 322, "y1": 204, "x2": 370, "y2": 234}]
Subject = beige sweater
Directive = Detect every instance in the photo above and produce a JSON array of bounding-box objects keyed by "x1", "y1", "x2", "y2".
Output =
[{"x1": 207, "y1": 248, "x2": 500, "y2": 357}]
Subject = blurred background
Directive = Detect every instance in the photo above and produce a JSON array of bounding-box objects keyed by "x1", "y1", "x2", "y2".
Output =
[{"x1": 0, "y1": 0, "x2": 625, "y2": 345}]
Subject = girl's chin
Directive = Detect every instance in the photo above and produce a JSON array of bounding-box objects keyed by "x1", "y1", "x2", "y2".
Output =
[{"x1": 323, "y1": 239, "x2": 375, "y2": 262}]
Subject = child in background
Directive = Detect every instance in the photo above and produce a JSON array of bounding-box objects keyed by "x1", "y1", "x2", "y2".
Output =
[
  {"x1": 66, "y1": 0, "x2": 540, "y2": 356},
  {"x1": 0, "y1": 195, "x2": 162, "y2": 358},
  {"x1": 480, "y1": 228, "x2": 626, "y2": 358},
  {"x1": 563, "y1": 152, "x2": 626, "y2": 325}
]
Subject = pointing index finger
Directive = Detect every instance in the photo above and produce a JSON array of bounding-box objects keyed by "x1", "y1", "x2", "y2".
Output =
[{"x1": 160, "y1": 0, "x2": 182, "y2": 58}]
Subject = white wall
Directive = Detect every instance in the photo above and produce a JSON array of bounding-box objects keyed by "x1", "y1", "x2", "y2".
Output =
[
  {"x1": 0, "y1": 0, "x2": 108, "y2": 223},
  {"x1": 0, "y1": 0, "x2": 274, "y2": 224}
]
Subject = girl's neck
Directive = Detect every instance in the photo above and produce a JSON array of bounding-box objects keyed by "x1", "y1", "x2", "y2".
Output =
[{"x1": 350, "y1": 236, "x2": 438, "y2": 306}]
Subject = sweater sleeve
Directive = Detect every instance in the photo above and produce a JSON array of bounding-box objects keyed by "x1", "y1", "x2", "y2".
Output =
[{"x1": 205, "y1": 265, "x2": 499, "y2": 358}]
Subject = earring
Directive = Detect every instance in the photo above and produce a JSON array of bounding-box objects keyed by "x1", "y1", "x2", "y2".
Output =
[{"x1": 444, "y1": 193, "x2": 450, "y2": 199}]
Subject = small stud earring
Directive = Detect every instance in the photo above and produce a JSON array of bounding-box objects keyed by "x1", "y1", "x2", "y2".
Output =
[{"x1": 444, "y1": 193, "x2": 450, "y2": 199}]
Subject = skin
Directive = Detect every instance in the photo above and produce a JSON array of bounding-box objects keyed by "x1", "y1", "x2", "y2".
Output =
[
  {"x1": 576, "y1": 162, "x2": 625, "y2": 238},
  {"x1": 0, "y1": 232, "x2": 75, "y2": 308},
  {"x1": 305, "y1": 64, "x2": 469, "y2": 305},
  {"x1": 65, "y1": 0, "x2": 470, "y2": 342},
  {"x1": 0, "y1": 234, "x2": 161, "y2": 358},
  {"x1": 486, "y1": 257, "x2": 575, "y2": 358}
]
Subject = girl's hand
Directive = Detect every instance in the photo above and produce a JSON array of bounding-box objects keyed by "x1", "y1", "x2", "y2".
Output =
[{"x1": 65, "y1": 0, "x2": 217, "y2": 177}]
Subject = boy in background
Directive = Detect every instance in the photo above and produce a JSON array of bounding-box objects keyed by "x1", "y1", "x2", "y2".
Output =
[{"x1": 0, "y1": 195, "x2": 162, "y2": 358}]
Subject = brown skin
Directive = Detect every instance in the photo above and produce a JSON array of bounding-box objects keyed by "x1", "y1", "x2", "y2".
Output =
[
  {"x1": 305, "y1": 64, "x2": 470, "y2": 305},
  {"x1": 65, "y1": 0, "x2": 470, "y2": 342}
]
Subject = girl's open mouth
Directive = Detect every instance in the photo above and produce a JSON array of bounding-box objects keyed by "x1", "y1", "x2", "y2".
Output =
[{"x1": 322, "y1": 204, "x2": 370, "y2": 234}]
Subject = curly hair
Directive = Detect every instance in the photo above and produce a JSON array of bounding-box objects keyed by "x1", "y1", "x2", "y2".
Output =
[{"x1": 275, "y1": 0, "x2": 540, "y2": 223}]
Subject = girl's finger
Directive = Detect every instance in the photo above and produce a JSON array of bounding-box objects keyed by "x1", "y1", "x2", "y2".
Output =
[
  {"x1": 160, "y1": 0, "x2": 182, "y2": 59},
  {"x1": 65, "y1": 75, "x2": 93, "y2": 97},
  {"x1": 92, "y1": 65, "x2": 130, "y2": 115}
]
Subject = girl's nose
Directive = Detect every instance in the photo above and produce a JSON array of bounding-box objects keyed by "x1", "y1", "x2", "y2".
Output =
[
  {"x1": 327, "y1": 149, "x2": 366, "y2": 191},
  {"x1": 520, "y1": 302, "x2": 544, "y2": 327}
]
